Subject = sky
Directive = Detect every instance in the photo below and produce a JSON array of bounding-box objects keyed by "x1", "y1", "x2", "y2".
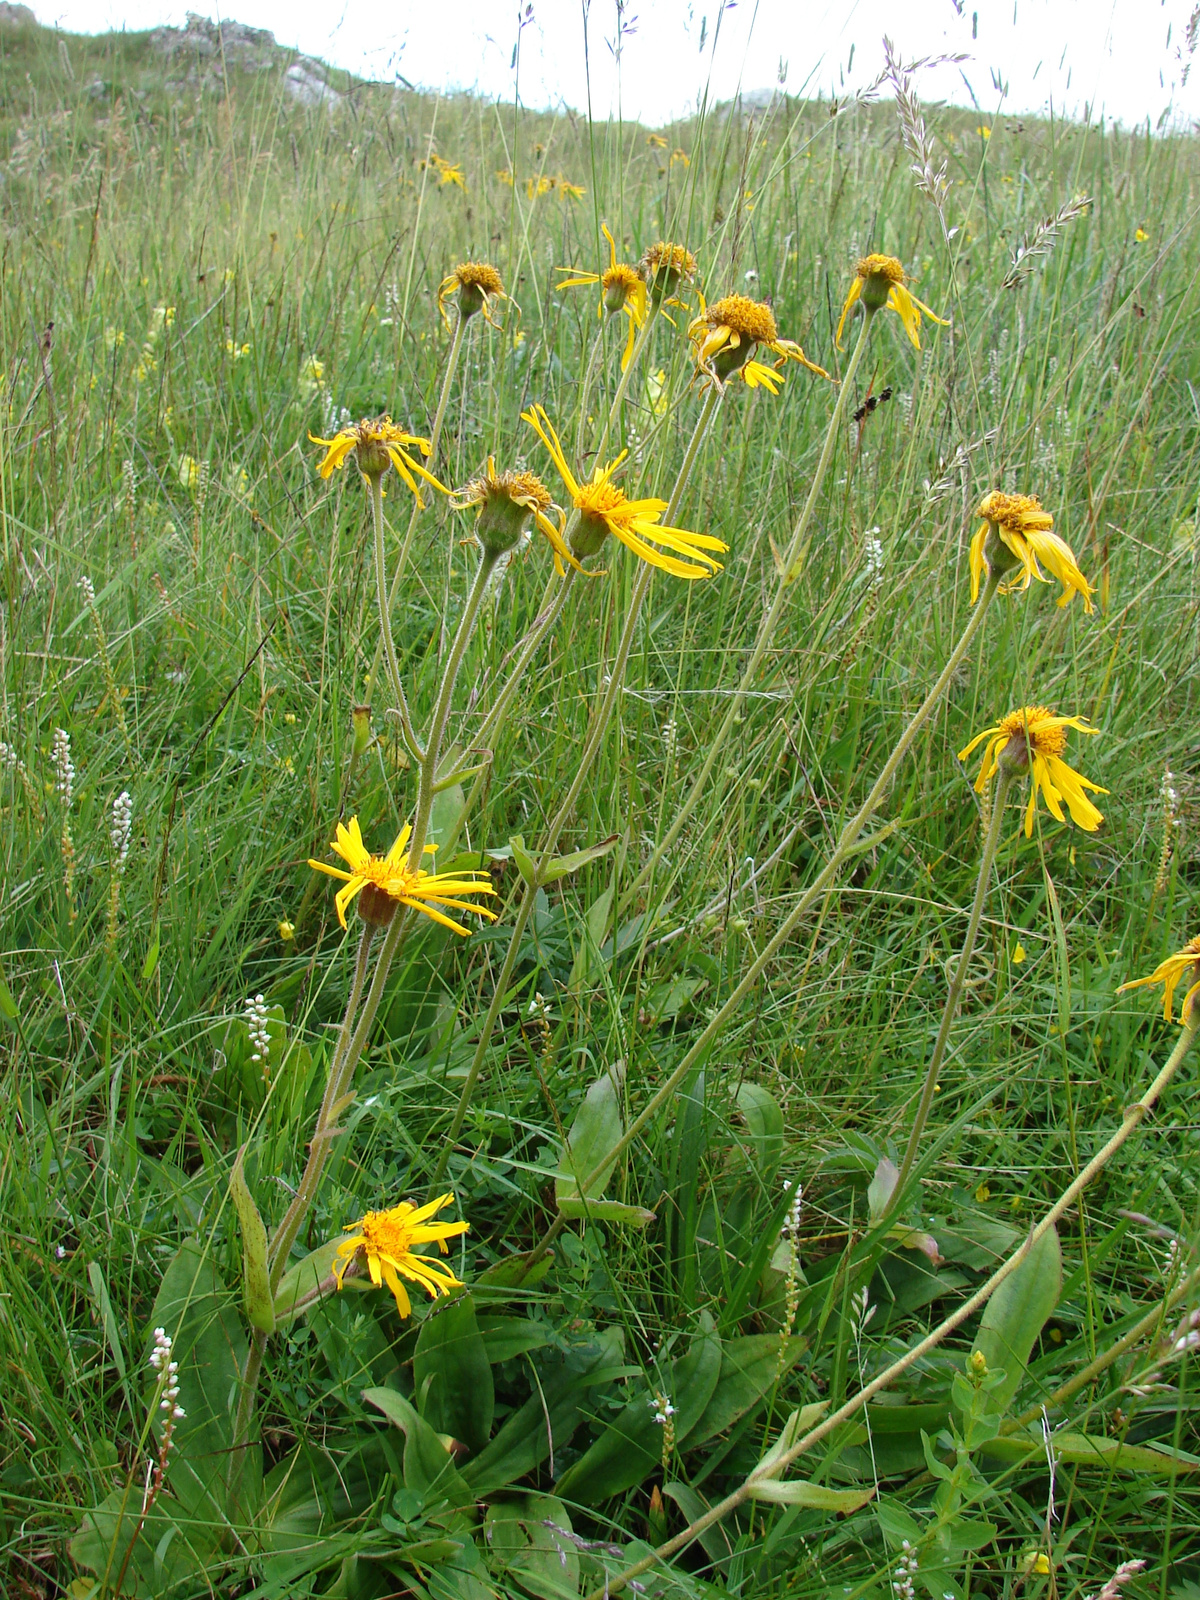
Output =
[{"x1": 32, "y1": 0, "x2": 1200, "y2": 130}]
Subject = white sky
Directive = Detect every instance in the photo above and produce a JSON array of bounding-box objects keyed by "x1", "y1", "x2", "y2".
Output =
[{"x1": 34, "y1": 0, "x2": 1200, "y2": 130}]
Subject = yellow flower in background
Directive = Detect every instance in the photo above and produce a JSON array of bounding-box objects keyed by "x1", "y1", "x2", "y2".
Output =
[
  {"x1": 437, "y1": 260, "x2": 506, "y2": 330},
  {"x1": 640, "y1": 240, "x2": 698, "y2": 304},
  {"x1": 671, "y1": 148, "x2": 690, "y2": 167},
  {"x1": 688, "y1": 292, "x2": 831, "y2": 393},
  {"x1": 558, "y1": 177, "x2": 586, "y2": 200},
  {"x1": 976, "y1": 125, "x2": 992, "y2": 139},
  {"x1": 1119, "y1": 935, "x2": 1200, "y2": 1022},
  {"x1": 278, "y1": 919, "x2": 295, "y2": 942},
  {"x1": 496, "y1": 167, "x2": 515, "y2": 186},
  {"x1": 969, "y1": 491, "x2": 1094, "y2": 611},
  {"x1": 522, "y1": 403, "x2": 727, "y2": 580},
  {"x1": 422, "y1": 153, "x2": 466, "y2": 190},
  {"x1": 1012, "y1": 942, "x2": 1027, "y2": 964},
  {"x1": 836, "y1": 253, "x2": 948, "y2": 349},
  {"x1": 310, "y1": 416, "x2": 447, "y2": 506},
  {"x1": 526, "y1": 174, "x2": 555, "y2": 198},
  {"x1": 1135, "y1": 227, "x2": 1148, "y2": 242},
  {"x1": 333, "y1": 1195, "x2": 469, "y2": 1319},
  {"x1": 308, "y1": 816, "x2": 497, "y2": 932},
  {"x1": 557, "y1": 224, "x2": 648, "y2": 370},
  {"x1": 176, "y1": 453, "x2": 201, "y2": 492},
  {"x1": 451, "y1": 456, "x2": 574, "y2": 565},
  {"x1": 646, "y1": 133, "x2": 669, "y2": 149},
  {"x1": 959, "y1": 706, "x2": 1106, "y2": 838}
]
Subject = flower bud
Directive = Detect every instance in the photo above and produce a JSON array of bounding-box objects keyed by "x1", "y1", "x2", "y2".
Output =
[{"x1": 982, "y1": 522, "x2": 1025, "y2": 583}]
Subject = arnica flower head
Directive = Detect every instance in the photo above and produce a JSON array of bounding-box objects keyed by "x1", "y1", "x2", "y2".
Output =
[
  {"x1": 438, "y1": 260, "x2": 505, "y2": 330},
  {"x1": 310, "y1": 416, "x2": 448, "y2": 508},
  {"x1": 308, "y1": 816, "x2": 497, "y2": 932},
  {"x1": 522, "y1": 404, "x2": 727, "y2": 580},
  {"x1": 1119, "y1": 934, "x2": 1200, "y2": 1023},
  {"x1": 640, "y1": 240, "x2": 698, "y2": 304},
  {"x1": 451, "y1": 457, "x2": 572, "y2": 563},
  {"x1": 557, "y1": 225, "x2": 648, "y2": 371},
  {"x1": 970, "y1": 490, "x2": 1095, "y2": 612},
  {"x1": 688, "y1": 292, "x2": 831, "y2": 394},
  {"x1": 836, "y1": 253, "x2": 948, "y2": 349},
  {"x1": 333, "y1": 1195, "x2": 468, "y2": 1319},
  {"x1": 959, "y1": 705, "x2": 1106, "y2": 838}
]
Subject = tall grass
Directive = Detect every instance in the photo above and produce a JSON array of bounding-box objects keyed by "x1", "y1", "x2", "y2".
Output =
[{"x1": 2, "y1": 12, "x2": 1200, "y2": 1598}]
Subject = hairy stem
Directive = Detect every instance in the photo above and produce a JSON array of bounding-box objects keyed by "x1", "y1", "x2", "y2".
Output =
[
  {"x1": 622, "y1": 310, "x2": 874, "y2": 912},
  {"x1": 425, "y1": 387, "x2": 721, "y2": 1196},
  {"x1": 892, "y1": 766, "x2": 1014, "y2": 1205},
  {"x1": 581, "y1": 1016, "x2": 1199, "y2": 1600},
  {"x1": 521, "y1": 571, "x2": 1001, "y2": 1270}
]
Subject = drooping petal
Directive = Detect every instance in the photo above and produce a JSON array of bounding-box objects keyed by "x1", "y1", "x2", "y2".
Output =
[{"x1": 836, "y1": 275, "x2": 864, "y2": 347}]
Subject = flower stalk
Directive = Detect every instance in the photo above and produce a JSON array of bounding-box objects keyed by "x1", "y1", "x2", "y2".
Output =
[{"x1": 891, "y1": 767, "x2": 1014, "y2": 1207}]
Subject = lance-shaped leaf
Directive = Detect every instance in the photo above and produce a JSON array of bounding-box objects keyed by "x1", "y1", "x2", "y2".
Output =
[
  {"x1": 555, "y1": 1060, "x2": 625, "y2": 1206},
  {"x1": 231, "y1": 1147, "x2": 274, "y2": 1334},
  {"x1": 540, "y1": 834, "x2": 619, "y2": 885},
  {"x1": 971, "y1": 1224, "x2": 1061, "y2": 1415}
]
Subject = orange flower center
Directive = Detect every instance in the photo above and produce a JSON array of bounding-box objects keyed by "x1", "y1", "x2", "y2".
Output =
[
  {"x1": 997, "y1": 706, "x2": 1067, "y2": 761},
  {"x1": 602, "y1": 262, "x2": 643, "y2": 298},
  {"x1": 452, "y1": 260, "x2": 503, "y2": 295},
  {"x1": 978, "y1": 490, "x2": 1050, "y2": 533},
  {"x1": 856, "y1": 253, "x2": 906, "y2": 284},
  {"x1": 702, "y1": 294, "x2": 778, "y2": 346},
  {"x1": 357, "y1": 1207, "x2": 418, "y2": 1258}
]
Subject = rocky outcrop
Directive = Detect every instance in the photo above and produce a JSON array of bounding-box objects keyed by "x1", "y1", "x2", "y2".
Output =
[{"x1": 148, "y1": 12, "x2": 342, "y2": 106}]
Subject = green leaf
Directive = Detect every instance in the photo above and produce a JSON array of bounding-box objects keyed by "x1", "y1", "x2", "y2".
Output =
[
  {"x1": 746, "y1": 1479, "x2": 876, "y2": 1512},
  {"x1": 971, "y1": 1225, "x2": 1062, "y2": 1415},
  {"x1": 86, "y1": 1261, "x2": 128, "y2": 1388},
  {"x1": 141, "y1": 926, "x2": 161, "y2": 982},
  {"x1": 734, "y1": 1083, "x2": 783, "y2": 1182},
  {"x1": 1043, "y1": 863, "x2": 1071, "y2": 1037},
  {"x1": 484, "y1": 1494, "x2": 581, "y2": 1600},
  {"x1": 231, "y1": 1146, "x2": 274, "y2": 1334},
  {"x1": 476, "y1": 1315, "x2": 553, "y2": 1364},
  {"x1": 555, "y1": 1198, "x2": 656, "y2": 1226},
  {"x1": 555, "y1": 1060, "x2": 624, "y2": 1205},
  {"x1": 0, "y1": 964, "x2": 18, "y2": 1024},
  {"x1": 508, "y1": 834, "x2": 539, "y2": 889},
  {"x1": 463, "y1": 1329, "x2": 624, "y2": 1499},
  {"x1": 686, "y1": 1334, "x2": 807, "y2": 1450},
  {"x1": 363, "y1": 1388, "x2": 475, "y2": 1510},
  {"x1": 540, "y1": 834, "x2": 620, "y2": 886},
  {"x1": 940, "y1": 1517, "x2": 999, "y2": 1552},
  {"x1": 985, "y1": 1430, "x2": 1199, "y2": 1474},
  {"x1": 553, "y1": 1317, "x2": 722, "y2": 1504},
  {"x1": 273, "y1": 1236, "x2": 347, "y2": 1324},
  {"x1": 414, "y1": 1294, "x2": 494, "y2": 1454}
]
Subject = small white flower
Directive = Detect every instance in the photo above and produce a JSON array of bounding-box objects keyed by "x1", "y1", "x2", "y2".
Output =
[
  {"x1": 244, "y1": 994, "x2": 271, "y2": 1065},
  {"x1": 52, "y1": 729, "x2": 75, "y2": 807},
  {"x1": 110, "y1": 790, "x2": 133, "y2": 871}
]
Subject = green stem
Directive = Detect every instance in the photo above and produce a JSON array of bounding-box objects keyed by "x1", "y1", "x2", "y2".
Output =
[
  {"x1": 370, "y1": 473, "x2": 420, "y2": 744},
  {"x1": 580, "y1": 1014, "x2": 1200, "y2": 1600},
  {"x1": 623, "y1": 310, "x2": 874, "y2": 912},
  {"x1": 406, "y1": 546, "x2": 500, "y2": 868},
  {"x1": 892, "y1": 766, "x2": 1014, "y2": 1206},
  {"x1": 426, "y1": 387, "x2": 721, "y2": 1197},
  {"x1": 521, "y1": 570, "x2": 1001, "y2": 1271},
  {"x1": 575, "y1": 317, "x2": 607, "y2": 460},
  {"x1": 369, "y1": 309, "x2": 467, "y2": 696},
  {"x1": 268, "y1": 924, "x2": 374, "y2": 1288},
  {"x1": 473, "y1": 568, "x2": 576, "y2": 753}
]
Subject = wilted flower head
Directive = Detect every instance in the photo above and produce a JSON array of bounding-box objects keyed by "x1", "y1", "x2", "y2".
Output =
[
  {"x1": 450, "y1": 457, "x2": 571, "y2": 563},
  {"x1": 437, "y1": 260, "x2": 505, "y2": 330},
  {"x1": 310, "y1": 416, "x2": 447, "y2": 507},
  {"x1": 959, "y1": 705, "x2": 1105, "y2": 838},
  {"x1": 640, "y1": 240, "x2": 697, "y2": 303},
  {"x1": 837, "y1": 253, "x2": 947, "y2": 349},
  {"x1": 688, "y1": 292, "x2": 831, "y2": 393},
  {"x1": 970, "y1": 490, "x2": 1094, "y2": 612}
]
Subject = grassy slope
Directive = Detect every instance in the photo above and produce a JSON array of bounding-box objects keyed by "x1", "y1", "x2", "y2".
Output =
[{"x1": 1, "y1": 10, "x2": 1200, "y2": 1596}]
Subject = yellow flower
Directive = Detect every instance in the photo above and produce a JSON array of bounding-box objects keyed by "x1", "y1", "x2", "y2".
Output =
[
  {"x1": 671, "y1": 148, "x2": 690, "y2": 167},
  {"x1": 959, "y1": 706, "x2": 1106, "y2": 839},
  {"x1": 526, "y1": 174, "x2": 555, "y2": 198},
  {"x1": 558, "y1": 177, "x2": 586, "y2": 201},
  {"x1": 1012, "y1": 941, "x2": 1027, "y2": 964},
  {"x1": 976, "y1": 125, "x2": 992, "y2": 139},
  {"x1": 836, "y1": 253, "x2": 948, "y2": 349},
  {"x1": 969, "y1": 490, "x2": 1094, "y2": 611},
  {"x1": 646, "y1": 133, "x2": 669, "y2": 149},
  {"x1": 557, "y1": 224, "x2": 648, "y2": 370},
  {"x1": 308, "y1": 816, "x2": 497, "y2": 932},
  {"x1": 640, "y1": 240, "x2": 698, "y2": 303},
  {"x1": 450, "y1": 457, "x2": 572, "y2": 563},
  {"x1": 310, "y1": 416, "x2": 447, "y2": 507},
  {"x1": 278, "y1": 919, "x2": 295, "y2": 942},
  {"x1": 1118, "y1": 934, "x2": 1200, "y2": 1023},
  {"x1": 437, "y1": 260, "x2": 506, "y2": 330},
  {"x1": 688, "y1": 292, "x2": 831, "y2": 393},
  {"x1": 1135, "y1": 227, "x2": 1148, "y2": 243},
  {"x1": 333, "y1": 1195, "x2": 468, "y2": 1319},
  {"x1": 496, "y1": 167, "x2": 514, "y2": 186},
  {"x1": 522, "y1": 405, "x2": 726, "y2": 580},
  {"x1": 176, "y1": 453, "x2": 201, "y2": 492}
]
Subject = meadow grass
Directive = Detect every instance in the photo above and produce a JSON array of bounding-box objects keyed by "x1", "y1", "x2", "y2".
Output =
[{"x1": 2, "y1": 12, "x2": 1200, "y2": 1598}]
